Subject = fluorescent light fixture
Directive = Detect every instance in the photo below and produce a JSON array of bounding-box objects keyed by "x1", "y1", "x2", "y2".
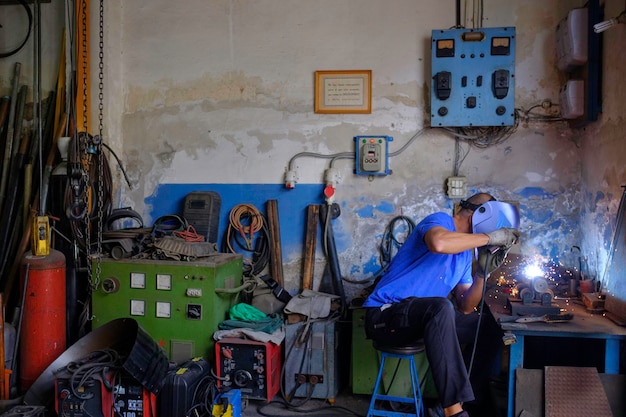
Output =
[{"x1": 593, "y1": 10, "x2": 625, "y2": 33}]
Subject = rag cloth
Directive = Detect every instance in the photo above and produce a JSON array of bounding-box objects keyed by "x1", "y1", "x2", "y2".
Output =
[
  {"x1": 283, "y1": 289, "x2": 339, "y2": 319},
  {"x1": 213, "y1": 326, "x2": 285, "y2": 345},
  {"x1": 218, "y1": 303, "x2": 284, "y2": 334}
]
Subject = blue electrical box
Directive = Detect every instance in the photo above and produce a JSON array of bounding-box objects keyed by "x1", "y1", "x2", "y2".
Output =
[
  {"x1": 354, "y1": 135, "x2": 393, "y2": 176},
  {"x1": 430, "y1": 27, "x2": 516, "y2": 127}
]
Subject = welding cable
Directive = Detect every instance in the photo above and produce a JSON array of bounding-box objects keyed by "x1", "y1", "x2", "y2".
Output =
[
  {"x1": 173, "y1": 225, "x2": 205, "y2": 242},
  {"x1": 185, "y1": 374, "x2": 219, "y2": 417},
  {"x1": 345, "y1": 215, "x2": 416, "y2": 288},
  {"x1": 64, "y1": 349, "x2": 121, "y2": 400},
  {"x1": 66, "y1": 133, "x2": 114, "y2": 251},
  {"x1": 277, "y1": 321, "x2": 316, "y2": 409},
  {"x1": 467, "y1": 250, "x2": 493, "y2": 377},
  {"x1": 379, "y1": 215, "x2": 416, "y2": 270},
  {"x1": 228, "y1": 204, "x2": 264, "y2": 249},
  {"x1": 223, "y1": 204, "x2": 270, "y2": 277},
  {"x1": 101, "y1": 142, "x2": 132, "y2": 189}
]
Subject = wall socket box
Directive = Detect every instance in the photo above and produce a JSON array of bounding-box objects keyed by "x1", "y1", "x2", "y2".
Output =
[
  {"x1": 446, "y1": 176, "x2": 467, "y2": 198},
  {"x1": 354, "y1": 136, "x2": 393, "y2": 176}
]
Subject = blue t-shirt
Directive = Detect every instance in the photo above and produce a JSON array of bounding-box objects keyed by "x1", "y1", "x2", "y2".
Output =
[{"x1": 363, "y1": 212, "x2": 473, "y2": 307}]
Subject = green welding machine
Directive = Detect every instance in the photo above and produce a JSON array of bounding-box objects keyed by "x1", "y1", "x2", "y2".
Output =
[{"x1": 91, "y1": 254, "x2": 242, "y2": 363}]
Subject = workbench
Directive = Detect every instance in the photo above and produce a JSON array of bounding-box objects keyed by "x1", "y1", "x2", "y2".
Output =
[{"x1": 488, "y1": 291, "x2": 626, "y2": 417}]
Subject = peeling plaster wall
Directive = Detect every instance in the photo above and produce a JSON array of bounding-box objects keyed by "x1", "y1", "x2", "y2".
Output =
[
  {"x1": 578, "y1": 0, "x2": 626, "y2": 294},
  {"x1": 3, "y1": 1, "x2": 609, "y2": 300},
  {"x1": 111, "y1": 0, "x2": 589, "y2": 297}
]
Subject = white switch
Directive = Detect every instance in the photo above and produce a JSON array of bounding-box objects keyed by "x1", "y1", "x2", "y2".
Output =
[
  {"x1": 186, "y1": 288, "x2": 202, "y2": 297},
  {"x1": 446, "y1": 176, "x2": 467, "y2": 198}
]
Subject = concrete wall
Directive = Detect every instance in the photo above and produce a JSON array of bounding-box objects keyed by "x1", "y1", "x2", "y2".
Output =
[
  {"x1": 3, "y1": 0, "x2": 624, "y2": 301},
  {"x1": 115, "y1": 0, "x2": 584, "y2": 297}
]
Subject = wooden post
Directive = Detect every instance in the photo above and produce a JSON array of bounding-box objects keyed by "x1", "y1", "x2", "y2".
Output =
[
  {"x1": 266, "y1": 200, "x2": 284, "y2": 286},
  {"x1": 302, "y1": 204, "x2": 319, "y2": 290}
]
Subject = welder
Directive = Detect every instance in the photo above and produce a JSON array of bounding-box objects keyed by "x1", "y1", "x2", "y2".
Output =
[{"x1": 363, "y1": 192, "x2": 520, "y2": 417}]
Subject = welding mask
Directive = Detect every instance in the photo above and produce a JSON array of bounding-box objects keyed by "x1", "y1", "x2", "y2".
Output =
[{"x1": 471, "y1": 201, "x2": 520, "y2": 234}]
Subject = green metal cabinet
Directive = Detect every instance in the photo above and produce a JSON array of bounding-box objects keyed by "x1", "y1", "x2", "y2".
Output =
[
  {"x1": 351, "y1": 307, "x2": 437, "y2": 398},
  {"x1": 91, "y1": 254, "x2": 242, "y2": 363}
]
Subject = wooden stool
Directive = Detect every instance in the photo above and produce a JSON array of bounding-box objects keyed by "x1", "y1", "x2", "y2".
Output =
[{"x1": 366, "y1": 341, "x2": 426, "y2": 417}]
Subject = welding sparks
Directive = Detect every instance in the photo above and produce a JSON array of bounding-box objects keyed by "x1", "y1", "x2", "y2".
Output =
[{"x1": 523, "y1": 263, "x2": 544, "y2": 279}]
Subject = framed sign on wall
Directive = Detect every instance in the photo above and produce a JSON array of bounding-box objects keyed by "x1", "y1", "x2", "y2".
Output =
[{"x1": 314, "y1": 70, "x2": 372, "y2": 114}]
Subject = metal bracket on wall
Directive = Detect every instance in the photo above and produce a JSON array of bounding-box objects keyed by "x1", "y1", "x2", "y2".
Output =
[{"x1": 585, "y1": 0, "x2": 603, "y2": 123}]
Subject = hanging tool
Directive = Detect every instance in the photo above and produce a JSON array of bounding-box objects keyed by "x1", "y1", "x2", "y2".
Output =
[
  {"x1": 319, "y1": 203, "x2": 346, "y2": 315},
  {"x1": 266, "y1": 199, "x2": 284, "y2": 287},
  {"x1": 30, "y1": 216, "x2": 51, "y2": 257},
  {"x1": 302, "y1": 204, "x2": 319, "y2": 290}
]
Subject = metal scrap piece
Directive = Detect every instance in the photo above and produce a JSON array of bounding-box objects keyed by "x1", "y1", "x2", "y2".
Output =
[{"x1": 152, "y1": 236, "x2": 218, "y2": 261}]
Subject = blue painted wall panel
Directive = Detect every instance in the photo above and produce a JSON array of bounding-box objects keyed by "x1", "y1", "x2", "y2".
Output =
[{"x1": 146, "y1": 183, "x2": 326, "y2": 262}]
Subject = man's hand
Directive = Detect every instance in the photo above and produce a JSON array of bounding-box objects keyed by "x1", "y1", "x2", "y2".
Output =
[
  {"x1": 484, "y1": 228, "x2": 520, "y2": 248},
  {"x1": 476, "y1": 246, "x2": 511, "y2": 277}
]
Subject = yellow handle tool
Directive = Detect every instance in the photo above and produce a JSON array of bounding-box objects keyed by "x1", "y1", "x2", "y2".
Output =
[{"x1": 31, "y1": 215, "x2": 50, "y2": 256}]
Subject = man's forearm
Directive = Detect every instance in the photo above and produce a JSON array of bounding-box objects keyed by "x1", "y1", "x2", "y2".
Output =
[{"x1": 457, "y1": 276, "x2": 485, "y2": 313}]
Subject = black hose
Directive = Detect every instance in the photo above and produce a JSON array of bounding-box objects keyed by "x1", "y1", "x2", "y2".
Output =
[
  {"x1": 0, "y1": 0, "x2": 33, "y2": 59},
  {"x1": 319, "y1": 204, "x2": 346, "y2": 313}
]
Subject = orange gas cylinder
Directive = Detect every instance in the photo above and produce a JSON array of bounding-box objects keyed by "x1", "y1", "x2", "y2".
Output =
[{"x1": 19, "y1": 249, "x2": 66, "y2": 393}]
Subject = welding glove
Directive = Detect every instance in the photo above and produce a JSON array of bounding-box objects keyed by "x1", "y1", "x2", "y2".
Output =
[
  {"x1": 484, "y1": 228, "x2": 520, "y2": 248},
  {"x1": 476, "y1": 246, "x2": 510, "y2": 277}
]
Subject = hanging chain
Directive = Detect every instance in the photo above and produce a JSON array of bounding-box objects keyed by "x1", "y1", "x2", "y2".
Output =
[
  {"x1": 81, "y1": 0, "x2": 88, "y2": 135},
  {"x1": 80, "y1": 0, "x2": 94, "y2": 291},
  {"x1": 94, "y1": 0, "x2": 105, "y2": 288}
]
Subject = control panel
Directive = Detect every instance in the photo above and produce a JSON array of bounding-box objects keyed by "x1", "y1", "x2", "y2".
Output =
[
  {"x1": 215, "y1": 338, "x2": 282, "y2": 402},
  {"x1": 91, "y1": 254, "x2": 242, "y2": 364},
  {"x1": 430, "y1": 27, "x2": 516, "y2": 127},
  {"x1": 354, "y1": 136, "x2": 393, "y2": 176},
  {"x1": 55, "y1": 373, "x2": 156, "y2": 417}
]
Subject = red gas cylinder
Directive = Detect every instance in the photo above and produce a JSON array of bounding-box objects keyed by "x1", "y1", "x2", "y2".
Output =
[{"x1": 19, "y1": 249, "x2": 66, "y2": 392}]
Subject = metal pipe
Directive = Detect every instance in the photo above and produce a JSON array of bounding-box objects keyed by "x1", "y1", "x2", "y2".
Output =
[
  {"x1": 0, "y1": 62, "x2": 21, "y2": 214},
  {"x1": 35, "y1": 0, "x2": 43, "y2": 214}
]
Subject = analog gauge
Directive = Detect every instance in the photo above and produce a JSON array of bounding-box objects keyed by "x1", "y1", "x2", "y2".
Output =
[
  {"x1": 156, "y1": 301, "x2": 171, "y2": 318},
  {"x1": 130, "y1": 272, "x2": 146, "y2": 289},
  {"x1": 156, "y1": 274, "x2": 172, "y2": 290},
  {"x1": 130, "y1": 299, "x2": 145, "y2": 316}
]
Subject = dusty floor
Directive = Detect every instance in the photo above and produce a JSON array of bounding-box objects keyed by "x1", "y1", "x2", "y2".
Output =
[{"x1": 238, "y1": 379, "x2": 510, "y2": 417}]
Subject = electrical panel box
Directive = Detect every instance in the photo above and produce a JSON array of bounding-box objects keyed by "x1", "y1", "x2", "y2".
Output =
[
  {"x1": 91, "y1": 254, "x2": 242, "y2": 364},
  {"x1": 556, "y1": 8, "x2": 588, "y2": 72},
  {"x1": 215, "y1": 338, "x2": 282, "y2": 402},
  {"x1": 354, "y1": 136, "x2": 393, "y2": 176},
  {"x1": 559, "y1": 79, "x2": 585, "y2": 119},
  {"x1": 430, "y1": 27, "x2": 516, "y2": 127},
  {"x1": 283, "y1": 320, "x2": 340, "y2": 400}
]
